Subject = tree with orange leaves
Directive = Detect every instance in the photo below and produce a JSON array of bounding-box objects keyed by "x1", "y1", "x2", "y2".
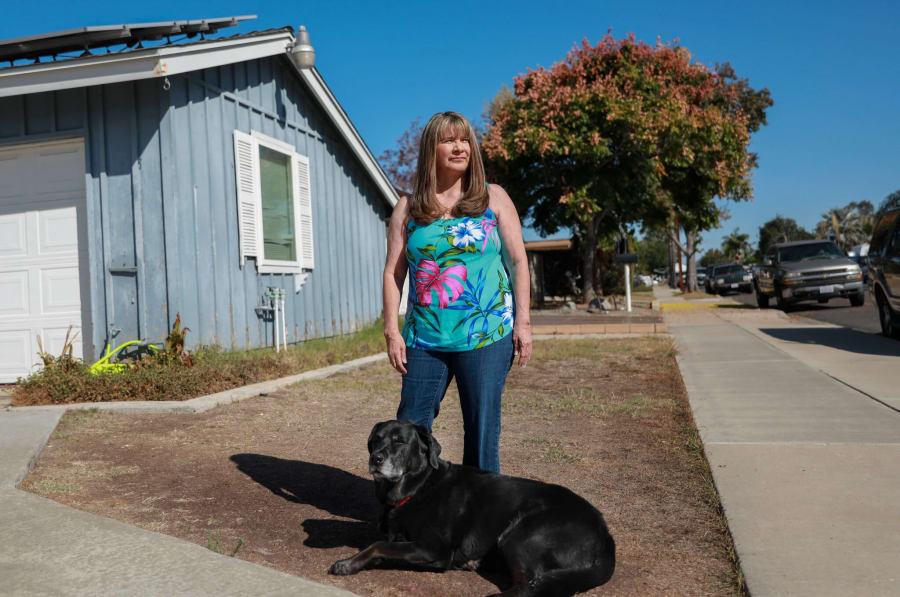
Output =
[{"x1": 484, "y1": 34, "x2": 771, "y2": 298}]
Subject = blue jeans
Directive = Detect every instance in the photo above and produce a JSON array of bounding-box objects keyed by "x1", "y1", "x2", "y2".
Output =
[{"x1": 397, "y1": 333, "x2": 515, "y2": 473}]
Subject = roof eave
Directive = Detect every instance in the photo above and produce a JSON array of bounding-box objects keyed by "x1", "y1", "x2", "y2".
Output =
[
  {"x1": 0, "y1": 29, "x2": 398, "y2": 209},
  {"x1": 0, "y1": 30, "x2": 293, "y2": 98},
  {"x1": 289, "y1": 65, "x2": 398, "y2": 208}
]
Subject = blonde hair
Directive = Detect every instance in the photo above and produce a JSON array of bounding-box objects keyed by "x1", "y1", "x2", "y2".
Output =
[{"x1": 409, "y1": 111, "x2": 489, "y2": 224}]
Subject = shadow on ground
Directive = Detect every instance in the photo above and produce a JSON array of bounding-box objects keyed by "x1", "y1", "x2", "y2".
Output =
[
  {"x1": 230, "y1": 453, "x2": 380, "y2": 549},
  {"x1": 759, "y1": 327, "x2": 900, "y2": 357},
  {"x1": 230, "y1": 453, "x2": 513, "y2": 590}
]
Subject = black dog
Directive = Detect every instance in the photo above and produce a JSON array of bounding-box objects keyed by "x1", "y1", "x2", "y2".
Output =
[{"x1": 329, "y1": 420, "x2": 615, "y2": 596}]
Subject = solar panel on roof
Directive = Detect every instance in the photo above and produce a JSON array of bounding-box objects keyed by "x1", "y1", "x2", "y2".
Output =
[{"x1": 0, "y1": 15, "x2": 256, "y2": 65}]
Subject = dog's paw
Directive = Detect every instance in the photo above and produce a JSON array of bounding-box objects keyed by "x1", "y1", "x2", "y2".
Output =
[
  {"x1": 329, "y1": 558, "x2": 356, "y2": 576},
  {"x1": 458, "y1": 559, "x2": 481, "y2": 571}
]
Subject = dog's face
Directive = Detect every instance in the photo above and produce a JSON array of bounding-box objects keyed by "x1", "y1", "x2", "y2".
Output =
[{"x1": 367, "y1": 420, "x2": 442, "y2": 481}]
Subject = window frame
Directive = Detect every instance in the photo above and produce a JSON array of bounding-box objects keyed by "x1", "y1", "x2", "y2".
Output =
[
  {"x1": 252, "y1": 131, "x2": 304, "y2": 275},
  {"x1": 233, "y1": 129, "x2": 315, "y2": 278}
]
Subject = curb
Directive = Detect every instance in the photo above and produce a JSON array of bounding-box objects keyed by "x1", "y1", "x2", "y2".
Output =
[
  {"x1": 6, "y1": 353, "x2": 388, "y2": 414},
  {"x1": 659, "y1": 300, "x2": 749, "y2": 312},
  {"x1": 659, "y1": 301, "x2": 720, "y2": 311},
  {"x1": 533, "y1": 322, "x2": 667, "y2": 335},
  {"x1": 534, "y1": 332, "x2": 671, "y2": 340}
]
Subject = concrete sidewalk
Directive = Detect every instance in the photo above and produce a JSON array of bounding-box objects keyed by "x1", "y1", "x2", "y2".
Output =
[
  {"x1": 666, "y1": 301, "x2": 900, "y2": 596},
  {"x1": 720, "y1": 311, "x2": 900, "y2": 411},
  {"x1": 0, "y1": 405, "x2": 352, "y2": 595}
]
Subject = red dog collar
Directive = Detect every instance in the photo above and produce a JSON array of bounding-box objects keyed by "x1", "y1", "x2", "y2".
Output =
[{"x1": 389, "y1": 495, "x2": 412, "y2": 508}]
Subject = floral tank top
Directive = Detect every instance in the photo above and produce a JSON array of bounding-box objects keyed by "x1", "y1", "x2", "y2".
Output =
[{"x1": 403, "y1": 208, "x2": 514, "y2": 351}]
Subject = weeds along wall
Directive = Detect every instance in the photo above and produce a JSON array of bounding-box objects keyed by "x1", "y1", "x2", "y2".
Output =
[{"x1": 0, "y1": 55, "x2": 391, "y2": 359}]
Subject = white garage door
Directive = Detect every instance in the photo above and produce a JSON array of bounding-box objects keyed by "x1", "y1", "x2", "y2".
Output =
[{"x1": 0, "y1": 139, "x2": 86, "y2": 383}]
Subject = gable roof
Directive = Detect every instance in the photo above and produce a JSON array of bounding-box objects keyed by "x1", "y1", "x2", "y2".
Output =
[{"x1": 0, "y1": 25, "x2": 398, "y2": 209}]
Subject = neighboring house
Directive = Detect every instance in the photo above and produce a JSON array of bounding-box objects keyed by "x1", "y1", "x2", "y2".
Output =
[
  {"x1": 524, "y1": 239, "x2": 574, "y2": 306},
  {"x1": 0, "y1": 17, "x2": 397, "y2": 382}
]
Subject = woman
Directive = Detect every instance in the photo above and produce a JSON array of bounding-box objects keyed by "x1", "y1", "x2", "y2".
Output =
[{"x1": 382, "y1": 111, "x2": 532, "y2": 473}]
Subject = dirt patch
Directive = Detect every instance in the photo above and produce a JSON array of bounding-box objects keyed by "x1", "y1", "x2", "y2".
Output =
[{"x1": 23, "y1": 337, "x2": 740, "y2": 596}]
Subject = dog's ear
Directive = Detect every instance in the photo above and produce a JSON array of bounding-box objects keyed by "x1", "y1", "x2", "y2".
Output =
[{"x1": 414, "y1": 424, "x2": 442, "y2": 469}]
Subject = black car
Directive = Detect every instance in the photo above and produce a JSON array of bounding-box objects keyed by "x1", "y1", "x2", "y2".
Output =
[
  {"x1": 867, "y1": 208, "x2": 900, "y2": 338},
  {"x1": 706, "y1": 263, "x2": 752, "y2": 295},
  {"x1": 754, "y1": 240, "x2": 864, "y2": 310}
]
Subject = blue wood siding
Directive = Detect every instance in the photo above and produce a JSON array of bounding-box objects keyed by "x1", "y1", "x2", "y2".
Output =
[{"x1": 0, "y1": 55, "x2": 390, "y2": 358}]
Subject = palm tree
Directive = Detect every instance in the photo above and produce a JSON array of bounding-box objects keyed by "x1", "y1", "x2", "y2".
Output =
[
  {"x1": 721, "y1": 229, "x2": 752, "y2": 263},
  {"x1": 816, "y1": 201, "x2": 875, "y2": 251}
]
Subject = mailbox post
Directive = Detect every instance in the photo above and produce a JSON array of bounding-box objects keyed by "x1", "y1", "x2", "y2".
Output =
[{"x1": 613, "y1": 252, "x2": 639, "y2": 312}]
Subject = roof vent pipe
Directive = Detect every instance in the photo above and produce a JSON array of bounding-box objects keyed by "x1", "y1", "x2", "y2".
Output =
[{"x1": 290, "y1": 25, "x2": 315, "y2": 68}]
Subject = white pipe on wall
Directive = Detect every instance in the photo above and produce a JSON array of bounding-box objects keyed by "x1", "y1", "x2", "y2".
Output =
[
  {"x1": 273, "y1": 293, "x2": 281, "y2": 352},
  {"x1": 281, "y1": 292, "x2": 287, "y2": 349}
]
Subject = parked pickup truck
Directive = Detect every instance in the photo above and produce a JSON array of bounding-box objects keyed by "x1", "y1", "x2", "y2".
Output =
[{"x1": 754, "y1": 240, "x2": 864, "y2": 310}]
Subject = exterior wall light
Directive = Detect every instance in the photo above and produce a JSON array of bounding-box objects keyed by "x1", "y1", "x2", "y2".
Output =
[{"x1": 290, "y1": 25, "x2": 315, "y2": 69}]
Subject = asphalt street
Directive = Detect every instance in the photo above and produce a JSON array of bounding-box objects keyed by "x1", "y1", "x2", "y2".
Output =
[{"x1": 731, "y1": 291, "x2": 882, "y2": 334}]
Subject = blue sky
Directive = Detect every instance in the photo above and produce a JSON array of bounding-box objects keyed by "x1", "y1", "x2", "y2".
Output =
[{"x1": 3, "y1": 1, "x2": 899, "y2": 248}]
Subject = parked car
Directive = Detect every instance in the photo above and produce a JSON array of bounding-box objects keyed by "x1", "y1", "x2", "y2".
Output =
[
  {"x1": 634, "y1": 274, "x2": 654, "y2": 288},
  {"x1": 707, "y1": 263, "x2": 752, "y2": 295},
  {"x1": 866, "y1": 209, "x2": 900, "y2": 338},
  {"x1": 704, "y1": 266, "x2": 716, "y2": 293},
  {"x1": 754, "y1": 240, "x2": 864, "y2": 310},
  {"x1": 847, "y1": 243, "x2": 870, "y2": 283},
  {"x1": 696, "y1": 267, "x2": 708, "y2": 287}
]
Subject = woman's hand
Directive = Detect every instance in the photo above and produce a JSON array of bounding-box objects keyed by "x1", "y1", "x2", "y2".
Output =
[
  {"x1": 385, "y1": 331, "x2": 407, "y2": 374},
  {"x1": 513, "y1": 322, "x2": 533, "y2": 368}
]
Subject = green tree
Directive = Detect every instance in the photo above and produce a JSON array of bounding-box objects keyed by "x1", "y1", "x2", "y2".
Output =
[
  {"x1": 484, "y1": 36, "x2": 663, "y2": 301},
  {"x1": 879, "y1": 189, "x2": 900, "y2": 214},
  {"x1": 721, "y1": 228, "x2": 752, "y2": 263},
  {"x1": 815, "y1": 201, "x2": 875, "y2": 252},
  {"x1": 635, "y1": 228, "x2": 669, "y2": 275},
  {"x1": 700, "y1": 248, "x2": 726, "y2": 267},
  {"x1": 662, "y1": 62, "x2": 772, "y2": 290},
  {"x1": 757, "y1": 215, "x2": 814, "y2": 258},
  {"x1": 485, "y1": 35, "x2": 771, "y2": 298}
]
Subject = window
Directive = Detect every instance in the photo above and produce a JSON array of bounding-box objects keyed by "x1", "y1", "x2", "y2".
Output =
[
  {"x1": 259, "y1": 146, "x2": 296, "y2": 262},
  {"x1": 233, "y1": 130, "x2": 314, "y2": 274},
  {"x1": 870, "y1": 211, "x2": 898, "y2": 256},
  {"x1": 777, "y1": 242, "x2": 843, "y2": 263},
  {"x1": 889, "y1": 226, "x2": 900, "y2": 258}
]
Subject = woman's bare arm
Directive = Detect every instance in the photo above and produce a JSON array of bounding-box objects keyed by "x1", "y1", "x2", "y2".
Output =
[
  {"x1": 490, "y1": 184, "x2": 532, "y2": 367},
  {"x1": 383, "y1": 197, "x2": 409, "y2": 373}
]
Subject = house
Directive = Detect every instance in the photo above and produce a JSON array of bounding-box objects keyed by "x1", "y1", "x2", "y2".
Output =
[
  {"x1": 524, "y1": 239, "x2": 575, "y2": 305},
  {"x1": 0, "y1": 16, "x2": 398, "y2": 382}
]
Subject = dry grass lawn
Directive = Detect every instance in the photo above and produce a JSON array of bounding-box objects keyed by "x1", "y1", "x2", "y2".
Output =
[{"x1": 23, "y1": 337, "x2": 741, "y2": 596}]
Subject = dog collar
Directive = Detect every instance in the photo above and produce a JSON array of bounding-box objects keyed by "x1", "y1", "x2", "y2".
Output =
[{"x1": 389, "y1": 495, "x2": 412, "y2": 508}]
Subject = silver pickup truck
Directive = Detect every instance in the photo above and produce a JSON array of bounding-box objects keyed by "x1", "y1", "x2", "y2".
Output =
[{"x1": 753, "y1": 240, "x2": 865, "y2": 310}]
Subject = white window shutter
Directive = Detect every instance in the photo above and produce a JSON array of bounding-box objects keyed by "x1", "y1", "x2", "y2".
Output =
[
  {"x1": 293, "y1": 153, "x2": 315, "y2": 269},
  {"x1": 233, "y1": 130, "x2": 261, "y2": 264}
]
